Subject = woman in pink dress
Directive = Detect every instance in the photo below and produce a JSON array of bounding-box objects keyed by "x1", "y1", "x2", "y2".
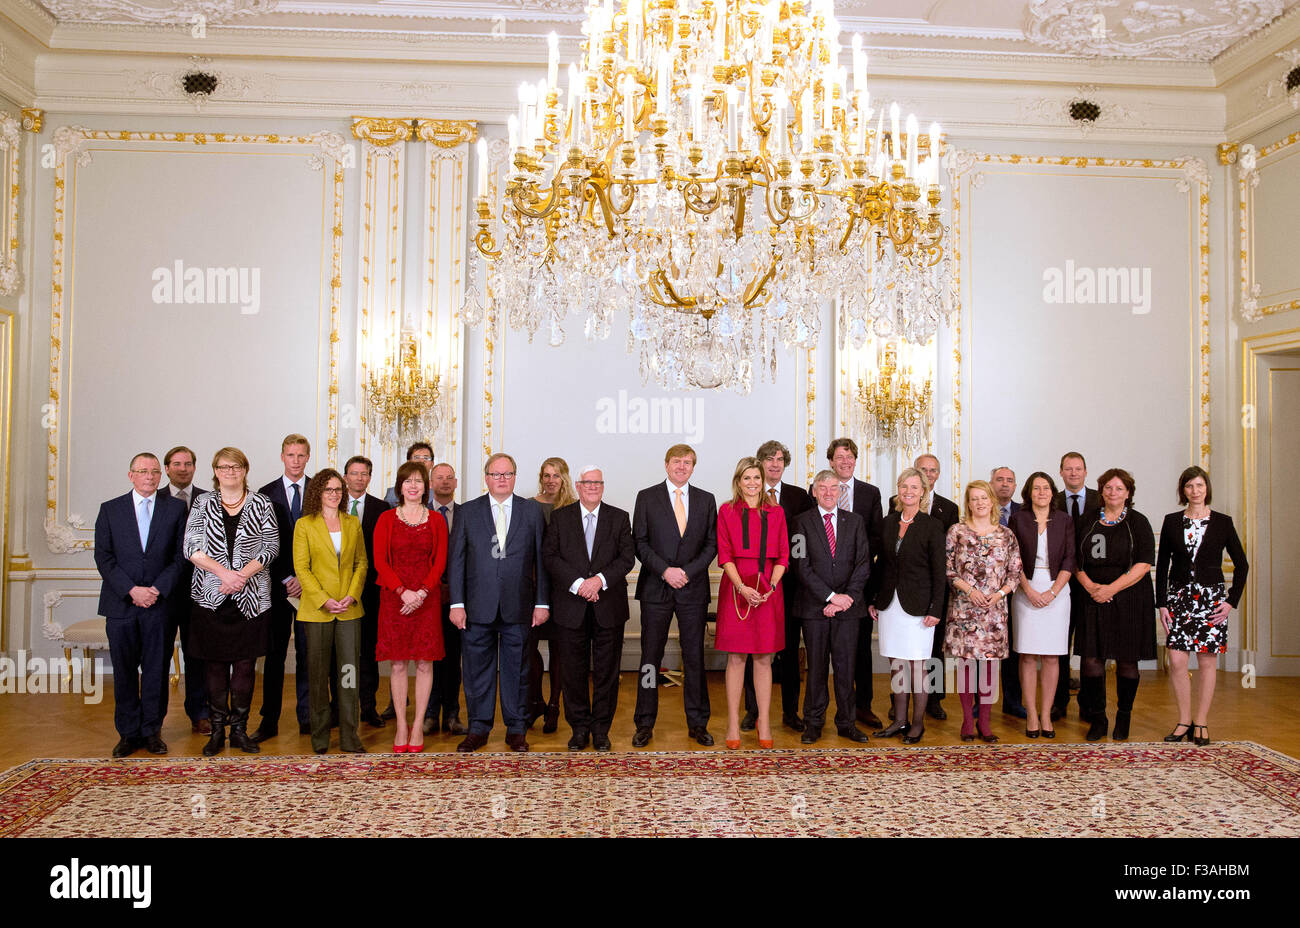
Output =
[
  {"x1": 373, "y1": 460, "x2": 448, "y2": 753},
  {"x1": 716, "y1": 457, "x2": 789, "y2": 750}
]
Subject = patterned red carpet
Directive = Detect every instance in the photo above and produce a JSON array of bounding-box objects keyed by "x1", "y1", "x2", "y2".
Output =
[{"x1": 2, "y1": 742, "x2": 1297, "y2": 837}]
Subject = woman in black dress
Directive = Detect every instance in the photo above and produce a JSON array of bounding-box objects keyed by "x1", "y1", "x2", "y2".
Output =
[
  {"x1": 1155, "y1": 467, "x2": 1248, "y2": 746},
  {"x1": 1074, "y1": 468, "x2": 1156, "y2": 742},
  {"x1": 183, "y1": 447, "x2": 280, "y2": 755}
]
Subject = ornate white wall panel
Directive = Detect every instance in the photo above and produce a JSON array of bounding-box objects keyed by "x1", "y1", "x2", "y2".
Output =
[{"x1": 1236, "y1": 130, "x2": 1300, "y2": 320}]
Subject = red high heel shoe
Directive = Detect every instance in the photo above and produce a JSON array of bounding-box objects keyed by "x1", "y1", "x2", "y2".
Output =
[
  {"x1": 758, "y1": 738, "x2": 774, "y2": 749},
  {"x1": 392, "y1": 742, "x2": 408, "y2": 753},
  {"x1": 406, "y1": 739, "x2": 425, "y2": 753},
  {"x1": 725, "y1": 738, "x2": 741, "y2": 750}
]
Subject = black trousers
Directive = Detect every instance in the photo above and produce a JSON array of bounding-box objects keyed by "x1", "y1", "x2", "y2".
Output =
[
  {"x1": 160, "y1": 600, "x2": 206, "y2": 722},
  {"x1": 358, "y1": 589, "x2": 380, "y2": 714},
  {"x1": 555, "y1": 607, "x2": 624, "y2": 738},
  {"x1": 743, "y1": 594, "x2": 802, "y2": 717},
  {"x1": 106, "y1": 607, "x2": 168, "y2": 740},
  {"x1": 258, "y1": 598, "x2": 294, "y2": 728},
  {"x1": 853, "y1": 614, "x2": 874, "y2": 711},
  {"x1": 634, "y1": 599, "x2": 710, "y2": 730},
  {"x1": 427, "y1": 605, "x2": 463, "y2": 721},
  {"x1": 1001, "y1": 594, "x2": 1023, "y2": 707},
  {"x1": 802, "y1": 613, "x2": 860, "y2": 730}
]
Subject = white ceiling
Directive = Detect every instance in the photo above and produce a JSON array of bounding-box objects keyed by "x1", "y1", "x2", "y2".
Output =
[{"x1": 27, "y1": 0, "x2": 1300, "y2": 62}]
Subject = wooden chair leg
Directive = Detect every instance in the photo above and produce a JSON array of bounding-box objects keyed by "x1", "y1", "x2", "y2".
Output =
[
  {"x1": 170, "y1": 646, "x2": 180, "y2": 690},
  {"x1": 63, "y1": 648, "x2": 73, "y2": 688}
]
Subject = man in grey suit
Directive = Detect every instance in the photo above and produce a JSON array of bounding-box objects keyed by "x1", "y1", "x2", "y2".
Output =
[
  {"x1": 793, "y1": 470, "x2": 873, "y2": 743},
  {"x1": 1054, "y1": 451, "x2": 1101, "y2": 719},
  {"x1": 448, "y1": 453, "x2": 550, "y2": 752}
]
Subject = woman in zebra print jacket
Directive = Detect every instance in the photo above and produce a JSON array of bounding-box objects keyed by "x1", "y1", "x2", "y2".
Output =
[{"x1": 184, "y1": 446, "x2": 280, "y2": 755}]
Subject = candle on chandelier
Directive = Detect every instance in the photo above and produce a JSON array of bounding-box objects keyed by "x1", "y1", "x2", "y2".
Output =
[
  {"x1": 621, "y1": 75, "x2": 636, "y2": 144},
  {"x1": 929, "y1": 122, "x2": 942, "y2": 184},
  {"x1": 890, "y1": 102, "x2": 900, "y2": 162},
  {"x1": 476, "y1": 137, "x2": 487, "y2": 196},
  {"x1": 628, "y1": 0, "x2": 642, "y2": 65},
  {"x1": 713, "y1": 3, "x2": 727, "y2": 59},
  {"x1": 690, "y1": 71, "x2": 704, "y2": 140},
  {"x1": 535, "y1": 79, "x2": 548, "y2": 143},
  {"x1": 773, "y1": 90, "x2": 789, "y2": 156},
  {"x1": 906, "y1": 113, "x2": 918, "y2": 179},
  {"x1": 517, "y1": 83, "x2": 532, "y2": 142},
  {"x1": 547, "y1": 31, "x2": 559, "y2": 91},
  {"x1": 656, "y1": 50, "x2": 671, "y2": 115},
  {"x1": 801, "y1": 88, "x2": 814, "y2": 154},
  {"x1": 821, "y1": 67, "x2": 833, "y2": 131},
  {"x1": 854, "y1": 92, "x2": 869, "y2": 155},
  {"x1": 726, "y1": 85, "x2": 740, "y2": 151},
  {"x1": 567, "y1": 63, "x2": 580, "y2": 140},
  {"x1": 852, "y1": 33, "x2": 866, "y2": 93}
]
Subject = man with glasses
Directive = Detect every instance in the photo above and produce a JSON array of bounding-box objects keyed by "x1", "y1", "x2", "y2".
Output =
[
  {"x1": 253, "y1": 434, "x2": 315, "y2": 742},
  {"x1": 93, "y1": 453, "x2": 188, "y2": 757},
  {"x1": 542, "y1": 465, "x2": 635, "y2": 751},
  {"x1": 384, "y1": 442, "x2": 438, "y2": 507},
  {"x1": 448, "y1": 453, "x2": 550, "y2": 752}
]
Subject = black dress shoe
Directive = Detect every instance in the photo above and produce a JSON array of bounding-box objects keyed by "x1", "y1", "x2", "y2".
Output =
[
  {"x1": 800, "y1": 726, "x2": 822, "y2": 744},
  {"x1": 341, "y1": 744, "x2": 367, "y2": 753},
  {"x1": 361, "y1": 709, "x2": 385, "y2": 729},
  {"x1": 783, "y1": 714, "x2": 806, "y2": 732},
  {"x1": 144, "y1": 734, "x2": 168, "y2": 755},
  {"x1": 689, "y1": 726, "x2": 714, "y2": 746},
  {"x1": 631, "y1": 727, "x2": 653, "y2": 747},
  {"x1": 111, "y1": 737, "x2": 138, "y2": 758},
  {"x1": 505, "y1": 732, "x2": 529, "y2": 752},
  {"x1": 543, "y1": 706, "x2": 560, "y2": 734},
  {"x1": 856, "y1": 709, "x2": 883, "y2": 730},
  {"x1": 926, "y1": 702, "x2": 948, "y2": 721},
  {"x1": 298, "y1": 722, "x2": 311, "y2": 735},
  {"x1": 456, "y1": 732, "x2": 489, "y2": 752},
  {"x1": 567, "y1": 731, "x2": 590, "y2": 751},
  {"x1": 380, "y1": 703, "x2": 396, "y2": 721},
  {"x1": 422, "y1": 716, "x2": 438, "y2": 736},
  {"x1": 443, "y1": 714, "x2": 468, "y2": 736},
  {"x1": 592, "y1": 734, "x2": 612, "y2": 751},
  {"x1": 739, "y1": 711, "x2": 758, "y2": 732},
  {"x1": 250, "y1": 725, "x2": 277, "y2": 744},
  {"x1": 315, "y1": 747, "x2": 328, "y2": 754},
  {"x1": 838, "y1": 726, "x2": 871, "y2": 743},
  {"x1": 1002, "y1": 702, "x2": 1028, "y2": 720},
  {"x1": 902, "y1": 726, "x2": 925, "y2": 744},
  {"x1": 874, "y1": 723, "x2": 907, "y2": 739}
]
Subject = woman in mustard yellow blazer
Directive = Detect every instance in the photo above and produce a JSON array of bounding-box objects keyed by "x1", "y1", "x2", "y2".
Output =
[{"x1": 293, "y1": 468, "x2": 368, "y2": 754}]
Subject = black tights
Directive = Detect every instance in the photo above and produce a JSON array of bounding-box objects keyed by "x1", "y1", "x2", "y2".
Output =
[
  {"x1": 886, "y1": 659, "x2": 929, "y2": 736},
  {"x1": 1082, "y1": 659, "x2": 1138, "y2": 680},
  {"x1": 205, "y1": 659, "x2": 257, "y2": 712}
]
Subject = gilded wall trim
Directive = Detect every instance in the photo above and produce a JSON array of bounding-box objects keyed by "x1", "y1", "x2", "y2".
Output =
[
  {"x1": 1236, "y1": 131, "x2": 1300, "y2": 322},
  {"x1": 0, "y1": 113, "x2": 21, "y2": 296},
  {"x1": 44, "y1": 128, "x2": 347, "y2": 552}
]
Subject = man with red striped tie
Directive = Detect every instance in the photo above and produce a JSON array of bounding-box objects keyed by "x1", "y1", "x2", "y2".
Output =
[{"x1": 790, "y1": 470, "x2": 873, "y2": 744}]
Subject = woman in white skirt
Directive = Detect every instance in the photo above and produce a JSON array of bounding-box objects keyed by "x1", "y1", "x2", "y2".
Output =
[
  {"x1": 1009, "y1": 473, "x2": 1075, "y2": 739},
  {"x1": 868, "y1": 468, "x2": 948, "y2": 744}
]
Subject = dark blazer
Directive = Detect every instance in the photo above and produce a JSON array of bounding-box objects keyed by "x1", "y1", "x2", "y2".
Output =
[
  {"x1": 1055, "y1": 487, "x2": 1101, "y2": 519},
  {"x1": 448, "y1": 493, "x2": 550, "y2": 624},
  {"x1": 351, "y1": 493, "x2": 390, "y2": 590},
  {"x1": 93, "y1": 491, "x2": 188, "y2": 618},
  {"x1": 811, "y1": 476, "x2": 883, "y2": 554},
  {"x1": 1010, "y1": 509, "x2": 1077, "y2": 581},
  {"x1": 774, "y1": 483, "x2": 814, "y2": 603},
  {"x1": 258, "y1": 474, "x2": 312, "y2": 599},
  {"x1": 632, "y1": 482, "x2": 718, "y2": 605},
  {"x1": 1155, "y1": 510, "x2": 1249, "y2": 608},
  {"x1": 790, "y1": 507, "x2": 871, "y2": 620},
  {"x1": 869, "y1": 511, "x2": 947, "y2": 617},
  {"x1": 996, "y1": 500, "x2": 1021, "y2": 524},
  {"x1": 543, "y1": 501, "x2": 636, "y2": 629},
  {"x1": 890, "y1": 491, "x2": 959, "y2": 531},
  {"x1": 161, "y1": 484, "x2": 203, "y2": 613}
]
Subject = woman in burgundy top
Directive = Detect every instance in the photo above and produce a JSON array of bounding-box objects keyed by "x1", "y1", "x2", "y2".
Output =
[
  {"x1": 715, "y1": 457, "x2": 789, "y2": 749},
  {"x1": 373, "y1": 460, "x2": 448, "y2": 752}
]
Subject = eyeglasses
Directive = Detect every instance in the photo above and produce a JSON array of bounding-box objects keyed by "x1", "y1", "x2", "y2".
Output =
[
  {"x1": 322, "y1": 487, "x2": 344, "y2": 495},
  {"x1": 486, "y1": 472, "x2": 516, "y2": 479},
  {"x1": 215, "y1": 464, "x2": 245, "y2": 473},
  {"x1": 576, "y1": 480, "x2": 604, "y2": 487},
  {"x1": 130, "y1": 469, "x2": 161, "y2": 476}
]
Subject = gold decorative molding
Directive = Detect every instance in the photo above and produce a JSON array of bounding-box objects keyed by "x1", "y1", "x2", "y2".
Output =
[
  {"x1": 44, "y1": 128, "x2": 347, "y2": 551},
  {"x1": 947, "y1": 151, "x2": 1212, "y2": 478},
  {"x1": 1237, "y1": 131, "x2": 1300, "y2": 322},
  {"x1": 351, "y1": 117, "x2": 414, "y2": 147},
  {"x1": 415, "y1": 119, "x2": 478, "y2": 149},
  {"x1": 0, "y1": 113, "x2": 20, "y2": 296},
  {"x1": 20, "y1": 109, "x2": 42, "y2": 133},
  {"x1": 1217, "y1": 142, "x2": 1239, "y2": 166}
]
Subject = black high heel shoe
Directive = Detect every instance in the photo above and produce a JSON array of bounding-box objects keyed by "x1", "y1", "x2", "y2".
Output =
[
  {"x1": 1164, "y1": 723, "x2": 1192, "y2": 743},
  {"x1": 1025, "y1": 727, "x2": 1040, "y2": 739},
  {"x1": 873, "y1": 723, "x2": 907, "y2": 739},
  {"x1": 1192, "y1": 724, "x2": 1211, "y2": 746},
  {"x1": 902, "y1": 726, "x2": 924, "y2": 744}
]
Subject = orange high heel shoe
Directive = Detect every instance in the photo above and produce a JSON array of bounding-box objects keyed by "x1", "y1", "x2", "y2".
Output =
[
  {"x1": 758, "y1": 738, "x2": 774, "y2": 749},
  {"x1": 725, "y1": 737, "x2": 741, "y2": 749}
]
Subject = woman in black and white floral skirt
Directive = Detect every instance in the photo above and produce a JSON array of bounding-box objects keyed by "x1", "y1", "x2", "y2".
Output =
[{"x1": 1156, "y1": 466, "x2": 1248, "y2": 747}]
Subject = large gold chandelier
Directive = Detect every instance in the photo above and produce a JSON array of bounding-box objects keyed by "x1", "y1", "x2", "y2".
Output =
[
  {"x1": 855, "y1": 341, "x2": 932, "y2": 452},
  {"x1": 363, "y1": 334, "x2": 442, "y2": 445},
  {"x1": 461, "y1": 0, "x2": 954, "y2": 393}
]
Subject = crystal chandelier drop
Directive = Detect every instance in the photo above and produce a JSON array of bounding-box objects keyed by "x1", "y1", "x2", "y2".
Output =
[
  {"x1": 855, "y1": 341, "x2": 932, "y2": 452},
  {"x1": 363, "y1": 333, "x2": 442, "y2": 446},
  {"x1": 461, "y1": 0, "x2": 954, "y2": 394}
]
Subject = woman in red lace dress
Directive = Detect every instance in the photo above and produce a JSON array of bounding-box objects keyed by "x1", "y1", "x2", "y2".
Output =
[{"x1": 373, "y1": 460, "x2": 447, "y2": 753}]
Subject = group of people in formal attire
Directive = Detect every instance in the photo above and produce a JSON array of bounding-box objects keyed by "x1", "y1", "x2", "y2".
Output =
[{"x1": 93, "y1": 435, "x2": 1248, "y2": 757}]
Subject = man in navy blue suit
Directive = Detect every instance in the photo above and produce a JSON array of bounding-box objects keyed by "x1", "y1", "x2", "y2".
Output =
[
  {"x1": 448, "y1": 452, "x2": 550, "y2": 752},
  {"x1": 252, "y1": 433, "x2": 314, "y2": 742},
  {"x1": 93, "y1": 452, "x2": 188, "y2": 757}
]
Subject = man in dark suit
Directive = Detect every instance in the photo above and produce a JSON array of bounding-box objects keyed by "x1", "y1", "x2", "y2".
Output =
[
  {"x1": 891, "y1": 453, "x2": 960, "y2": 720},
  {"x1": 382, "y1": 441, "x2": 439, "y2": 507},
  {"x1": 990, "y1": 465, "x2": 1026, "y2": 718},
  {"x1": 811, "y1": 437, "x2": 884, "y2": 729},
  {"x1": 542, "y1": 465, "x2": 636, "y2": 751},
  {"x1": 159, "y1": 444, "x2": 208, "y2": 734},
  {"x1": 93, "y1": 452, "x2": 188, "y2": 757},
  {"x1": 342, "y1": 455, "x2": 390, "y2": 729},
  {"x1": 739, "y1": 440, "x2": 813, "y2": 732},
  {"x1": 423, "y1": 462, "x2": 467, "y2": 736},
  {"x1": 252, "y1": 433, "x2": 314, "y2": 742},
  {"x1": 793, "y1": 470, "x2": 873, "y2": 743},
  {"x1": 1054, "y1": 451, "x2": 1100, "y2": 719},
  {"x1": 631, "y1": 443, "x2": 718, "y2": 747},
  {"x1": 448, "y1": 452, "x2": 550, "y2": 752}
]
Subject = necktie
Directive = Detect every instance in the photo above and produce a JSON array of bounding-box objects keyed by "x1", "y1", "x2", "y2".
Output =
[
  {"x1": 1000, "y1": 505, "x2": 1009, "y2": 527},
  {"x1": 1070, "y1": 494, "x2": 1081, "y2": 520},
  {"x1": 439, "y1": 505, "x2": 450, "y2": 526},
  {"x1": 674, "y1": 488, "x2": 687, "y2": 536},
  {"x1": 138, "y1": 497, "x2": 152, "y2": 550},
  {"x1": 823, "y1": 512, "x2": 836, "y2": 558},
  {"x1": 350, "y1": 499, "x2": 359, "y2": 516},
  {"x1": 838, "y1": 482, "x2": 851, "y2": 510},
  {"x1": 494, "y1": 501, "x2": 508, "y2": 552},
  {"x1": 585, "y1": 512, "x2": 596, "y2": 558},
  {"x1": 290, "y1": 482, "x2": 302, "y2": 524},
  {"x1": 766, "y1": 488, "x2": 778, "y2": 506},
  {"x1": 178, "y1": 488, "x2": 190, "y2": 510}
]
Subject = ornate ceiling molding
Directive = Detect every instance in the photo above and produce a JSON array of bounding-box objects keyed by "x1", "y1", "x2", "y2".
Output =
[
  {"x1": 39, "y1": 0, "x2": 278, "y2": 25},
  {"x1": 1024, "y1": 1, "x2": 1286, "y2": 61},
  {"x1": 123, "y1": 56, "x2": 277, "y2": 110},
  {"x1": 1017, "y1": 83, "x2": 1146, "y2": 134}
]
